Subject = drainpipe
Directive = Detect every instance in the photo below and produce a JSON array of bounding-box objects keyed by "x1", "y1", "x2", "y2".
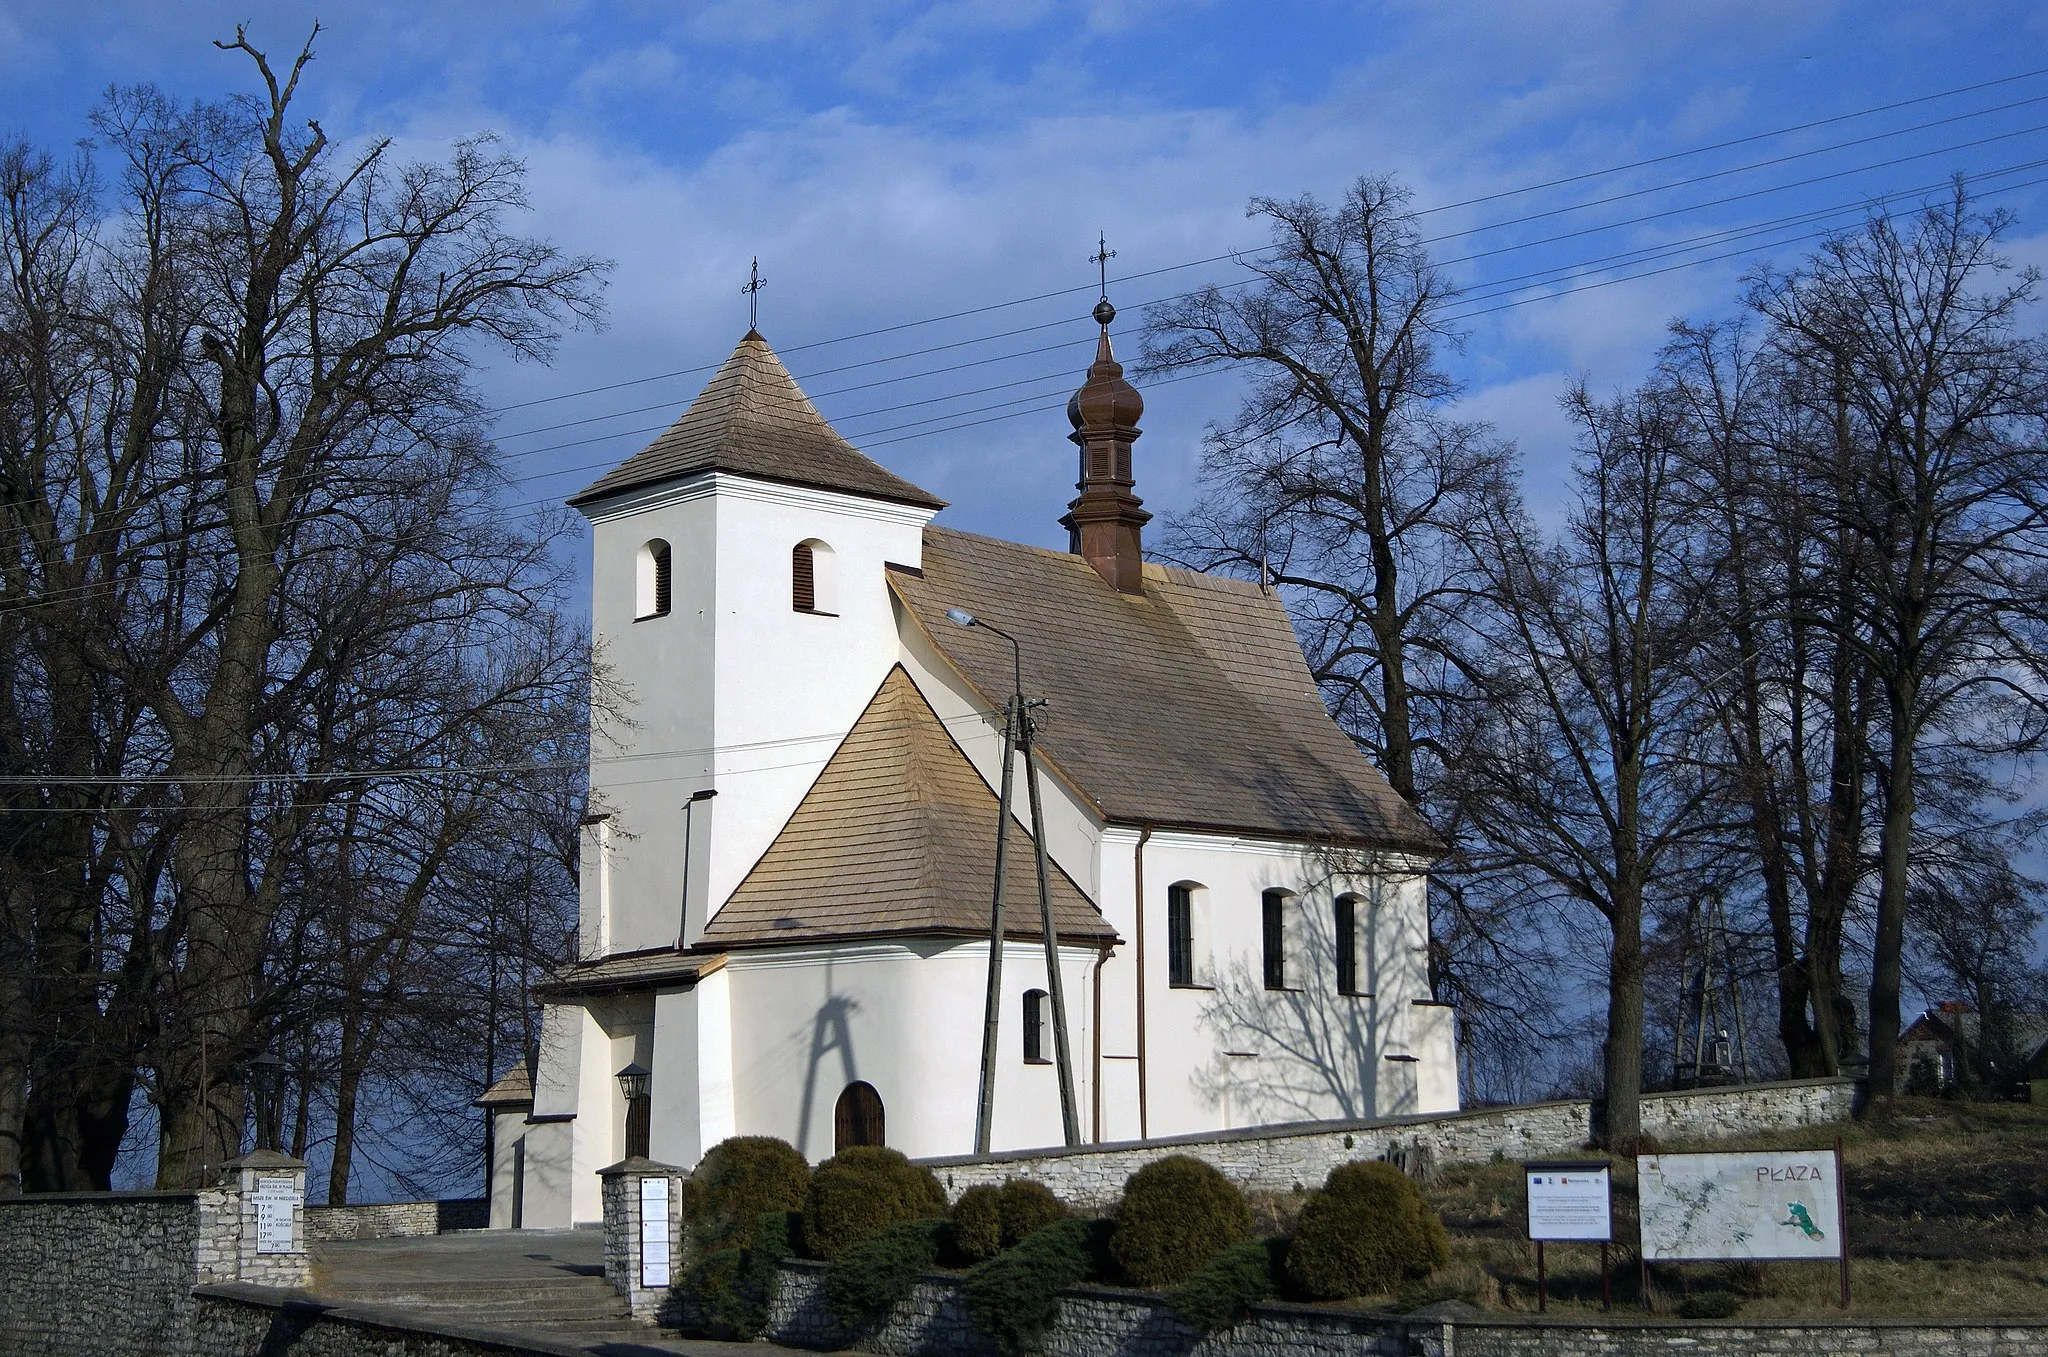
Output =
[
  {"x1": 1134, "y1": 824, "x2": 1153, "y2": 1141},
  {"x1": 1091, "y1": 946, "x2": 1107, "y2": 1143}
]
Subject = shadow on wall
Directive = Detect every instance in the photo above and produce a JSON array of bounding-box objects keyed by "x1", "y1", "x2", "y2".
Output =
[
  {"x1": 792, "y1": 962, "x2": 862, "y2": 1159},
  {"x1": 1194, "y1": 852, "x2": 1406, "y2": 1125}
]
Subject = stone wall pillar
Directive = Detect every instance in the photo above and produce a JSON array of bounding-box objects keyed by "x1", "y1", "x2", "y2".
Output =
[
  {"x1": 198, "y1": 1149, "x2": 311, "y2": 1289},
  {"x1": 599, "y1": 1156, "x2": 687, "y2": 1322}
]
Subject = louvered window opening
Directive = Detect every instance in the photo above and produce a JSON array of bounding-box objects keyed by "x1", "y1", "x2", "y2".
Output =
[
  {"x1": 1167, "y1": 885, "x2": 1194, "y2": 987},
  {"x1": 1262, "y1": 889, "x2": 1288, "y2": 991},
  {"x1": 652, "y1": 542, "x2": 671, "y2": 616},
  {"x1": 1023, "y1": 989, "x2": 1051, "y2": 1063},
  {"x1": 1334, "y1": 895, "x2": 1358, "y2": 995},
  {"x1": 792, "y1": 542, "x2": 816, "y2": 611}
]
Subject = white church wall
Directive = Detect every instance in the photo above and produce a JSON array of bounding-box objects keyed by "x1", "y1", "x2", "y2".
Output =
[
  {"x1": 723, "y1": 940, "x2": 1099, "y2": 1161},
  {"x1": 648, "y1": 970, "x2": 739, "y2": 1170},
  {"x1": 583, "y1": 484, "x2": 719, "y2": 956}
]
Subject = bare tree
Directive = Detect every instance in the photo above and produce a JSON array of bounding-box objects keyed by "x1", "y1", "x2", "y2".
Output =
[
  {"x1": 1748, "y1": 184, "x2": 2048, "y2": 1118},
  {"x1": 1453, "y1": 381, "x2": 1718, "y2": 1146}
]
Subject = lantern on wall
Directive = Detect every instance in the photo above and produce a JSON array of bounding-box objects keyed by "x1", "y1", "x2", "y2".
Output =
[{"x1": 616, "y1": 1062, "x2": 652, "y2": 1160}]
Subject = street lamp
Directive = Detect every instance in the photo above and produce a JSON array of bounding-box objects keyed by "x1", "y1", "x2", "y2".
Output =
[
  {"x1": 249, "y1": 1051, "x2": 284, "y2": 1153},
  {"x1": 616, "y1": 1062, "x2": 651, "y2": 1160},
  {"x1": 946, "y1": 607, "x2": 1081, "y2": 1152}
]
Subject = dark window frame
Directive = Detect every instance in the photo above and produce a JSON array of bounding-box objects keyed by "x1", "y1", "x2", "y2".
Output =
[
  {"x1": 1262, "y1": 889, "x2": 1289, "y2": 991},
  {"x1": 1023, "y1": 989, "x2": 1051, "y2": 1063},
  {"x1": 1334, "y1": 895, "x2": 1359, "y2": 995},
  {"x1": 792, "y1": 541, "x2": 816, "y2": 612},
  {"x1": 1167, "y1": 885, "x2": 1195, "y2": 987}
]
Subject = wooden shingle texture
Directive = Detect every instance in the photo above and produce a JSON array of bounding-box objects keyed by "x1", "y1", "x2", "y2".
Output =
[
  {"x1": 701, "y1": 664, "x2": 1114, "y2": 948},
  {"x1": 891, "y1": 527, "x2": 1442, "y2": 853},
  {"x1": 569, "y1": 331, "x2": 946, "y2": 511}
]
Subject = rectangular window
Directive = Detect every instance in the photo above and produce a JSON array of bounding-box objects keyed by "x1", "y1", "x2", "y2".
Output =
[
  {"x1": 1262, "y1": 890, "x2": 1288, "y2": 990},
  {"x1": 1167, "y1": 886, "x2": 1194, "y2": 987},
  {"x1": 1023, "y1": 990, "x2": 1050, "y2": 1063},
  {"x1": 1334, "y1": 896, "x2": 1357, "y2": 995}
]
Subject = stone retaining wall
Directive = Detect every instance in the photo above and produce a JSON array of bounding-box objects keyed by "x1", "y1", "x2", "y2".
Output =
[
  {"x1": 920, "y1": 1078, "x2": 1857, "y2": 1207},
  {"x1": 304, "y1": 1196, "x2": 488, "y2": 1241}
]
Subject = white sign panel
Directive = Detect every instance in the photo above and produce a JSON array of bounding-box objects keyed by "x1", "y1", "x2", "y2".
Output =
[
  {"x1": 639, "y1": 1177, "x2": 671, "y2": 1289},
  {"x1": 253, "y1": 1176, "x2": 300, "y2": 1255},
  {"x1": 1638, "y1": 1151, "x2": 1843, "y2": 1261},
  {"x1": 1525, "y1": 1163, "x2": 1612, "y2": 1241}
]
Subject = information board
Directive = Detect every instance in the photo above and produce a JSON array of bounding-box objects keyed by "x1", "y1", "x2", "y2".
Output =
[
  {"x1": 640, "y1": 1177, "x2": 671, "y2": 1289},
  {"x1": 253, "y1": 1175, "x2": 299, "y2": 1254},
  {"x1": 1524, "y1": 1162, "x2": 1612, "y2": 1241},
  {"x1": 1637, "y1": 1150, "x2": 1843, "y2": 1261}
]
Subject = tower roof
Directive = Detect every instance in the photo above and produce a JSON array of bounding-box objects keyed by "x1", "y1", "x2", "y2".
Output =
[
  {"x1": 702, "y1": 665, "x2": 1114, "y2": 950},
  {"x1": 569, "y1": 331, "x2": 946, "y2": 511}
]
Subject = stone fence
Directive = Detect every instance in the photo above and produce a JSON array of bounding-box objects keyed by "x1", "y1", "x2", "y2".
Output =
[
  {"x1": 0, "y1": 1150, "x2": 310, "y2": 1357},
  {"x1": 304, "y1": 1196, "x2": 488, "y2": 1241},
  {"x1": 918, "y1": 1077, "x2": 1857, "y2": 1207},
  {"x1": 763, "y1": 1258, "x2": 2046, "y2": 1357}
]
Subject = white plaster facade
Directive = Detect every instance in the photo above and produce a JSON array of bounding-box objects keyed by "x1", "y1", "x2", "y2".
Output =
[{"x1": 502, "y1": 335, "x2": 1457, "y2": 1229}]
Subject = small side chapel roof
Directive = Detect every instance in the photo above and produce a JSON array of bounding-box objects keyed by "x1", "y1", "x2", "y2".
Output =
[
  {"x1": 891, "y1": 527, "x2": 1444, "y2": 854},
  {"x1": 568, "y1": 331, "x2": 947, "y2": 511},
  {"x1": 476, "y1": 1060, "x2": 534, "y2": 1108},
  {"x1": 702, "y1": 665, "x2": 1115, "y2": 949}
]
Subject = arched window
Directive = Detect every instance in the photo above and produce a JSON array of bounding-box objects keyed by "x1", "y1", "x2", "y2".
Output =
[
  {"x1": 636, "y1": 539, "x2": 671, "y2": 619},
  {"x1": 792, "y1": 539, "x2": 836, "y2": 614},
  {"x1": 833, "y1": 1081, "x2": 885, "y2": 1150},
  {"x1": 1167, "y1": 885, "x2": 1195, "y2": 987},
  {"x1": 1334, "y1": 894, "x2": 1361, "y2": 995},
  {"x1": 1262, "y1": 889, "x2": 1293, "y2": 991},
  {"x1": 1022, "y1": 989, "x2": 1051, "y2": 1063}
]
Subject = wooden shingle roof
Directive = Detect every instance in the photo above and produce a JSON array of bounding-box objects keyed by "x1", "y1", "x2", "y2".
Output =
[
  {"x1": 701, "y1": 665, "x2": 1115, "y2": 949},
  {"x1": 891, "y1": 527, "x2": 1443, "y2": 854},
  {"x1": 569, "y1": 332, "x2": 946, "y2": 511}
]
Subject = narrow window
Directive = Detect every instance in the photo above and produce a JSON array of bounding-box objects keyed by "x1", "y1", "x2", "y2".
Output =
[
  {"x1": 833, "y1": 1081, "x2": 885, "y2": 1150},
  {"x1": 1262, "y1": 889, "x2": 1289, "y2": 991},
  {"x1": 1167, "y1": 885, "x2": 1194, "y2": 987},
  {"x1": 637, "y1": 539, "x2": 671, "y2": 619},
  {"x1": 1023, "y1": 989, "x2": 1051, "y2": 1063},
  {"x1": 1335, "y1": 894, "x2": 1359, "y2": 995},
  {"x1": 792, "y1": 542, "x2": 816, "y2": 612}
]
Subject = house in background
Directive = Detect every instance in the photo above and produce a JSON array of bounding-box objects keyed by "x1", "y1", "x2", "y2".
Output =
[
  {"x1": 1896, "y1": 1001, "x2": 2048, "y2": 1097},
  {"x1": 494, "y1": 300, "x2": 1457, "y2": 1229}
]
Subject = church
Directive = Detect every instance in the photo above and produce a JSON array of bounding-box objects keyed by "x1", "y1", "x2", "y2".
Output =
[{"x1": 482, "y1": 294, "x2": 1459, "y2": 1230}]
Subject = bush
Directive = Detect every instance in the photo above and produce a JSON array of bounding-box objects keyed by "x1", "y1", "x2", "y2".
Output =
[
  {"x1": 1108, "y1": 1155, "x2": 1253, "y2": 1287},
  {"x1": 824, "y1": 1217, "x2": 949, "y2": 1325},
  {"x1": 952, "y1": 1185, "x2": 1005, "y2": 1264},
  {"x1": 1164, "y1": 1238, "x2": 1287, "y2": 1335},
  {"x1": 1284, "y1": 1160, "x2": 1449, "y2": 1300},
  {"x1": 692, "y1": 1136, "x2": 810, "y2": 1249},
  {"x1": 998, "y1": 1179, "x2": 1066, "y2": 1245},
  {"x1": 682, "y1": 1209, "x2": 798, "y2": 1339},
  {"x1": 803, "y1": 1145, "x2": 948, "y2": 1260},
  {"x1": 961, "y1": 1217, "x2": 1111, "y2": 1357}
]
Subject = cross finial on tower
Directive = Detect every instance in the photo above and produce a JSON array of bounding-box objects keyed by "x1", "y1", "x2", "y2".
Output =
[
  {"x1": 1089, "y1": 233, "x2": 1117, "y2": 328},
  {"x1": 742, "y1": 257, "x2": 768, "y2": 332}
]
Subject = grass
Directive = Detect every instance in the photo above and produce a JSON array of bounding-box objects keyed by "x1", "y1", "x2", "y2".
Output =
[{"x1": 1251, "y1": 1096, "x2": 2048, "y2": 1322}]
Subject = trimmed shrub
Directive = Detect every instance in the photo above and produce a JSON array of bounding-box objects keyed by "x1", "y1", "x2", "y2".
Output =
[
  {"x1": 692, "y1": 1136, "x2": 810, "y2": 1249},
  {"x1": 1165, "y1": 1237, "x2": 1287, "y2": 1335},
  {"x1": 1107, "y1": 1155, "x2": 1253, "y2": 1287},
  {"x1": 952, "y1": 1185, "x2": 1005, "y2": 1264},
  {"x1": 683, "y1": 1208, "x2": 799, "y2": 1339},
  {"x1": 824, "y1": 1217, "x2": 949, "y2": 1325},
  {"x1": 961, "y1": 1217, "x2": 1111, "y2": 1357},
  {"x1": 1284, "y1": 1160, "x2": 1449, "y2": 1300},
  {"x1": 803, "y1": 1145, "x2": 948, "y2": 1260},
  {"x1": 997, "y1": 1179, "x2": 1066, "y2": 1245}
]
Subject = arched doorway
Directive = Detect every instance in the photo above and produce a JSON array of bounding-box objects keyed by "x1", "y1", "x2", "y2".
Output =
[{"x1": 834, "y1": 1081, "x2": 884, "y2": 1151}]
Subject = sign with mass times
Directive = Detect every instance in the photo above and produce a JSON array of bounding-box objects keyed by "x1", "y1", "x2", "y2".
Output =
[{"x1": 1524, "y1": 1161, "x2": 1612, "y2": 1242}]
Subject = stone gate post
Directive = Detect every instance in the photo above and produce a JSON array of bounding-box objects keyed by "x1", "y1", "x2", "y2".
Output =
[
  {"x1": 201, "y1": 1149, "x2": 311, "y2": 1288},
  {"x1": 599, "y1": 1156, "x2": 688, "y2": 1322}
]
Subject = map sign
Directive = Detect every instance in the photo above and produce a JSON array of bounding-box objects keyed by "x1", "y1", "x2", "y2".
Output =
[
  {"x1": 1524, "y1": 1162, "x2": 1612, "y2": 1241},
  {"x1": 1637, "y1": 1150, "x2": 1843, "y2": 1261},
  {"x1": 640, "y1": 1176, "x2": 671, "y2": 1289}
]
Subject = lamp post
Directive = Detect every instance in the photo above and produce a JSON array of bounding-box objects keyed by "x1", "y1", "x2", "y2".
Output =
[
  {"x1": 249, "y1": 1051, "x2": 284, "y2": 1153},
  {"x1": 616, "y1": 1062, "x2": 651, "y2": 1160},
  {"x1": 946, "y1": 607, "x2": 1081, "y2": 1150}
]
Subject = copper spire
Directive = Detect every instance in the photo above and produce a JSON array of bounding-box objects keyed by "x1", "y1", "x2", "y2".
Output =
[{"x1": 1059, "y1": 266, "x2": 1150, "y2": 594}]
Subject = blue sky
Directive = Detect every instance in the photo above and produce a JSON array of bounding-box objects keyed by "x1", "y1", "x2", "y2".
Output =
[{"x1": 5, "y1": 2, "x2": 2047, "y2": 553}]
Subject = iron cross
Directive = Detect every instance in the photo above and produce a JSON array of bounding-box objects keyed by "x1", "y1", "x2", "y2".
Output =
[
  {"x1": 742, "y1": 257, "x2": 768, "y2": 330},
  {"x1": 1090, "y1": 233, "x2": 1116, "y2": 297}
]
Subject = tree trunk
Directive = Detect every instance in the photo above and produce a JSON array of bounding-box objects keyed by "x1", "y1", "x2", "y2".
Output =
[
  {"x1": 1602, "y1": 890, "x2": 1647, "y2": 1148},
  {"x1": 1863, "y1": 677, "x2": 1917, "y2": 1121}
]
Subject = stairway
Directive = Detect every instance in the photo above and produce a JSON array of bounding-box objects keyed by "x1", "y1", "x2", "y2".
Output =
[{"x1": 314, "y1": 1271, "x2": 647, "y2": 1344}]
